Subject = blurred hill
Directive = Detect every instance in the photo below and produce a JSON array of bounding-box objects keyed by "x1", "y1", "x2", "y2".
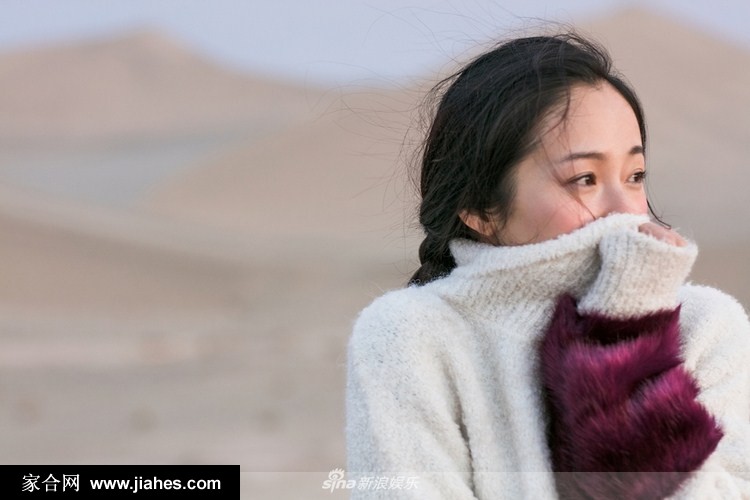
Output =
[
  {"x1": 140, "y1": 86, "x2": 422, "y2": 256},
  {"x1": 0, "y1": 29, "x2": 329, "y2": 143}
]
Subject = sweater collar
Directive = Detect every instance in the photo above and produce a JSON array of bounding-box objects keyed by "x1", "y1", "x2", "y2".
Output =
[{"x1": 432, "y1": 213, "x2": 650, "y2": 325}]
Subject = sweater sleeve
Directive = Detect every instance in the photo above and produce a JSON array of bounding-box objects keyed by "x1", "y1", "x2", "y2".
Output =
[
  {"x1": 346, "y1": 290, "x2": 478, "y2": 499},
  {"x1": 577, "y1": 227, "x2": 698, "y2": 318},
  {"x1": 540, "y1": 228, "x2": 736, "y2": 498},
  {"x1": 540, "y1": 295, "x2": 723, "y2": 499}
]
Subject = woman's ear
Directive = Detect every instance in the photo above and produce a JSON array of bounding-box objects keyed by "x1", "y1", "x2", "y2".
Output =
[{"x1": 459, "y1": 209, "x2": 497, "y2": 240}]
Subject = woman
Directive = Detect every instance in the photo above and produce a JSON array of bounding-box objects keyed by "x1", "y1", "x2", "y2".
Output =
[{"x1": 346, "y1": 33, "x2": 750, "y2": 498}]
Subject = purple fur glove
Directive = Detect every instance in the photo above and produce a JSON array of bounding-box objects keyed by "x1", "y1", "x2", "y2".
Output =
[{"x1": 540, "y1": 295, "x2": 724, "y2": 499}]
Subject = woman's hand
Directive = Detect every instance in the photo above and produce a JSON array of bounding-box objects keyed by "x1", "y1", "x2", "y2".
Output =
[
  {"x1": 639, "y1": 221, "x2": 687, "y2": 247},
  {"x1": 576, "y1": 216, "x2": 697, "y2": 317}
]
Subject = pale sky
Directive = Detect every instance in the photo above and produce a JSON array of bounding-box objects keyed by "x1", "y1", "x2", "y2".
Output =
[{"x1": 1, "y1": 0, "x2": 749, "y2": 85}]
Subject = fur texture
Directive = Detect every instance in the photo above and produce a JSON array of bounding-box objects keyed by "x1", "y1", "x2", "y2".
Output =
[{"x1": 540, "y1": 295, "x2": 724, "y2": 499}]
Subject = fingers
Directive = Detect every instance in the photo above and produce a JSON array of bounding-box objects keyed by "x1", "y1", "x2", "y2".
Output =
[{"x1": 638, "y1": 222, "x2": 687, "y2": 247}]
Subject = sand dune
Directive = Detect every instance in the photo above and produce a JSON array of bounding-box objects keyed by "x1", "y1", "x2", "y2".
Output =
[
  {"x1": 0, "y1": 30, "x2": 331, "y2": 143},
  {"x1": 0, "y1": 183, "x2": 256, "y2": 319},
  {"x1": 141, "y1": 87, "x2": 423, "y2": 258}
]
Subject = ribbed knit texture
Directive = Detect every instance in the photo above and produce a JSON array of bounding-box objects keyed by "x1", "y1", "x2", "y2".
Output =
[{"x1": 346, "y1": 213, "x2": 750, "y2": 498}]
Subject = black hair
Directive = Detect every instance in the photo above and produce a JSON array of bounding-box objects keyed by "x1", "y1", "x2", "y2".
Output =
[{"x1": 409, "y1": 32, "x2": 648, "y2": 286}]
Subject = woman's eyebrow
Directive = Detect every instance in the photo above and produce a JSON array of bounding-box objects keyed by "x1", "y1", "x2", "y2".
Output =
[{"x1": 557, "y1": 145, "x2": 644, "y2": 163}]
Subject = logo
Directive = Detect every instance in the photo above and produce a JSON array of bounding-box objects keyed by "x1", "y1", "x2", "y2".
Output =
[{"x1": 322, "y1": 468, "x2": 356, "y2": 492}]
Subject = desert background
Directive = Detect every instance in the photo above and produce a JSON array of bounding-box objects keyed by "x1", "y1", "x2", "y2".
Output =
[{"x1": 1, "y1": 2, "x2": 749, "y2": 499}]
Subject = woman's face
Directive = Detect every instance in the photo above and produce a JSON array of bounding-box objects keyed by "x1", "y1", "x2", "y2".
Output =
[{"x1": 473, "y1": 82, "x2": 649, "y2": 245}]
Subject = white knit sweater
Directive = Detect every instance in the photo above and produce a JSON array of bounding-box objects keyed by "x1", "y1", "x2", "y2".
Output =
[{"x1": 346, "y1": 213, "x2": 750, "y2": 499}]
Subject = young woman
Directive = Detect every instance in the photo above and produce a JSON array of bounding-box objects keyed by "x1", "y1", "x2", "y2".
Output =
[{"x1": 346, "y1": 33, "x2": 750, "y2": 498}]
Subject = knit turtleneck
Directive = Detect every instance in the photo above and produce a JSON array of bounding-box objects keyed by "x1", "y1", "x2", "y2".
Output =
[{"x1": 434, "y1": 212, "x2": 697, "y2": 324}]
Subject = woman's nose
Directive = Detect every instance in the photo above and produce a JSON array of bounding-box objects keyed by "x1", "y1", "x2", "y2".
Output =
[{"x1": 600, "y1": 187, "x2": 644, "y2": 217}]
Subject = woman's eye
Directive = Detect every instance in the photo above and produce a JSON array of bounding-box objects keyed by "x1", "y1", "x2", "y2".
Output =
[
  {"x1": 571, "y1": 174, "x2": 596, "y2": 186},
  {"x1": 629, "y1": 170, "x2": 647, "y2": 183}
]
